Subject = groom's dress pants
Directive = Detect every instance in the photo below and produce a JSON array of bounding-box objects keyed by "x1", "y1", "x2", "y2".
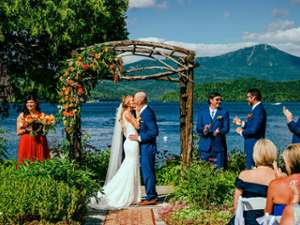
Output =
[{"x1": 141, "y1": 151, "x2": 157, "y2": 200}]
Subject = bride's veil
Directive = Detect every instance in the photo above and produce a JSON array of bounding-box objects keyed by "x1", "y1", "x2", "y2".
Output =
[{"x1": 105, "y1": 103, "x2": 123, "y2": 185}]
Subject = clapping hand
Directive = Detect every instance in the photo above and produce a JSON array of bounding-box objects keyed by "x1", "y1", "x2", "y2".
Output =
[
  {"x1": 203, "y1": 124, "x2": 210, "y2": 135},
  {"x1": 283, "y1": 106, "x2": 293, "y2": 123},
  {"x1": 233, "y1": 116, "x2": 242, "y2": 126},
  {"x1": 235, "y1": 127, "x2": 243, "y2": 135},
  {"x1": 213, "y1": 128, "x2": 220, "y2": 136}
]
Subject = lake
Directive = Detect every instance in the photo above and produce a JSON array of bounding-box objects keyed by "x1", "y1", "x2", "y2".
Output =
[{"x1": 1, "y1": 101, "x2": 299, "y2": 159}]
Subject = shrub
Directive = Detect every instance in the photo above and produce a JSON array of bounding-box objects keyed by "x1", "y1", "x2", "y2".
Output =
[
  {"x1": 80, "y1": 149, "x2": 110, "y2": 185},
  {"x1": 0, "y1": 129, "x2": 7, "y2": 161},
  {"x1": 0, "y1": 159, "x2": 98, "y2": 224},
  {"x1": 156, "y1": 159, "x2": 181, "y2": 185},
  {"x1": 172, "y1": 161, "x2": 237, "y2": 209},
  {"x1": 227, "y1": 149, "x2": 246, "y2": 173}
]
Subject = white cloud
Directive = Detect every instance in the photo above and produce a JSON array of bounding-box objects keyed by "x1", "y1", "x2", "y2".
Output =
[
  {"x1": 272, "y1": 9, "x2": 289, "y2": 17},
  {"x1": 243, "y1": 27, "x2": 300, "y2": 45},
  {"x1": 267, "y1": 20, "x2": 295, "y2": 32},
  {"x1": 128, "y1": 0, "x2": 167, "y2": 9},
  {"x1": 138, "y1": 37, "x2": 256, "y2": 57},
  {"x1": 137, "y1": 36, "x2": 300, "y2": 57}
]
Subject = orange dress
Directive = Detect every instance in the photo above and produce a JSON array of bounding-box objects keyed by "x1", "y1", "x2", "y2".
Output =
[
  {"x1": 17, "y1": 112, "x2": 50, "y2": 163},
  {"x1": 18, "y1": 133, "x2": 50, "y2": 163}
]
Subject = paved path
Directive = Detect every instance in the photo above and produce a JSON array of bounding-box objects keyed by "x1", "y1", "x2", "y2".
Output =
[{"x1": 85, "y1": 186, "x2": 172, "y2": 225}]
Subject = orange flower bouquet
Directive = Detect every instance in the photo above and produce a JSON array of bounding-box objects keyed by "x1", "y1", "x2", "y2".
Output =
[{"x1": 23, "y1": 114, "x2": 56, "y2": 136}]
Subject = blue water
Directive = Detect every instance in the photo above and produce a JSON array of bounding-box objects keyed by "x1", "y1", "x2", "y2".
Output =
[{"x1": 1, "y1": 101, "x2": 299, "y2": 159}]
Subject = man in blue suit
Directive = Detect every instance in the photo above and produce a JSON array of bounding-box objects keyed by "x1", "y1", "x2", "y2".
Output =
[
  {"x1": 234, "y1": 88, "x2": 267, "y2": 169},
  {"x1": 196, "y1": 92, "x2": 230, "y2": 169},
  {"x1": 129, "y1": 91, "x2": 159, "y2": 205},
  {"x1": 283, "y1": 106, "x2": 300, "y2": 143}
]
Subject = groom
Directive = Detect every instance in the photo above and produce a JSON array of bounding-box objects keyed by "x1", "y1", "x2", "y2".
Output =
[{"x1": 129, "y1": 91, "x2": 159, "y2": 205}]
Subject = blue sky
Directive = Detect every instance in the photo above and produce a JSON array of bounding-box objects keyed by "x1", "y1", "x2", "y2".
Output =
[{"x1": 126, "y1": 0, "x2": 300, "y2": 56}]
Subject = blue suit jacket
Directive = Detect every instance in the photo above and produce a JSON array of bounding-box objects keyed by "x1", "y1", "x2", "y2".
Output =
[
  {"x1": 288, "y1": 118, "x2": 300, "y2": 144},
  {"x1": 139, "y1": 106, "x2": 159, "y2": 154},
  {"x1": 196, "y1": 106, "x2": 230, "y2": 153},
  {"x1": 242, "y1": 103, "x2": 267, "y2": 151}
]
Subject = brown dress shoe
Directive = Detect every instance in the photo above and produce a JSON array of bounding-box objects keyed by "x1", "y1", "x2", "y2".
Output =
[{"x1": 139, "y1": 198, "x2": 157, "y2": 206}]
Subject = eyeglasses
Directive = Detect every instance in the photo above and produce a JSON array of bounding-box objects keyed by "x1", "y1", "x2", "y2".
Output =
[{"x1": 215, "y1": 98, "x2": 222, "y2": 101}]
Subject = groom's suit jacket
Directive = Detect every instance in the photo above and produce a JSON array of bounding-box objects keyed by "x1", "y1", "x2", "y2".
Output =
[
  {"x1": 288, "y1": 117, "x2": 300, "y2": 143},
  {"x1": 139, "y1": 106, "x2": 159, "y2": 154},
  {"x1": 196, "y1": 106, "x2": 230, "y2": 153}
]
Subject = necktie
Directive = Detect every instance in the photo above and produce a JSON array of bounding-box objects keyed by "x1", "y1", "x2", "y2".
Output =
[{"x1": 211, "y1": 110, "x2": 215, "y2": 118}]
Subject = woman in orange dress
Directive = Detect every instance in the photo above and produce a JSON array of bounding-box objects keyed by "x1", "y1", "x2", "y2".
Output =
[{"x1": 16, "y1": 95, "x2": 50, "y2": 163}]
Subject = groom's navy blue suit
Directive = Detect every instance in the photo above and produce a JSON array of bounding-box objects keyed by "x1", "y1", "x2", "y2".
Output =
[
  {"x1": 139, "y1": 105, "x2": 159, "y2": 201},
  {"x1": 242, "y1": 103, "x2": 266, "y2": 168}
]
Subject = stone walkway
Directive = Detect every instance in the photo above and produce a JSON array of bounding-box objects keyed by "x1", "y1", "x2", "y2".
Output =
[{"x1": 85, "y1": 186, "x2": 172, "y2": 225}]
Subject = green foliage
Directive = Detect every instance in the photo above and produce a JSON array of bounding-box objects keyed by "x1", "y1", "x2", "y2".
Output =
[
  {"x1": 0, "y1": 159, "x2": 98, "y2": 224},
  {"x1": 227, "y1": 149, "x2": 246, "y2": 173},
  {"x1": 156, "y1": 159, "x2": 181, "y2": 185},
  {"x1": 0, "y1": 0, "x2": 128, "y2": 111},
  {"x1": 80, "y1": 150, "x2": 110, "y2": 185},
  {"x1": 161, "y1": 79, "x2": 300, "y2": 102},
  {"x1": 172, "y1": 161, "x2": 236, "y2": 208},
  {"x1": 169, "y1": 207, "x2": 232, "y2": 225},
  {"x1": 0, "y1": 128, "x2": 7, "y2": 161}
]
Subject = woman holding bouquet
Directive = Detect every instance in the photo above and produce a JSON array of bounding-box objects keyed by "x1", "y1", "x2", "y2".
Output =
[{"x1": 16, "y1": 95, "x2": 51, "y2": 163}]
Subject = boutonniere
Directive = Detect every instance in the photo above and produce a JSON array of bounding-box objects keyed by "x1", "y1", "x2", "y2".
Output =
[
  {"x1": 247, "y1": 113, "x2": 253, "y2": 120},
  {"x1": 210, "y1": 115, "x2": 223, "y2": 126},
  {"x1": 217, "y1": 115, "x2": 223, "y2": 121}
]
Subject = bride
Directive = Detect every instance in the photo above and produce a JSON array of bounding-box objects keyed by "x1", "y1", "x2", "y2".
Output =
[{"x1": 89, "y1": 95, "x2": 141, "y2": 209}]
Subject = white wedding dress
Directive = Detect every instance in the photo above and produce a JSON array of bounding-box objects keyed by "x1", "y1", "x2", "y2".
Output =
[{"x1": 89, "y1": 118, "x2": 141, "y2": 210}]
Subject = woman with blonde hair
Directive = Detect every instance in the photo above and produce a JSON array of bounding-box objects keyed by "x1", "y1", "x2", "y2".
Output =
[
  {"x1": 264, "y1": 144, "x2": 300, "y2": 222},
  {"x1": 89, "y1": 95, "x2": 142, "y2": 209},
  {"x1": 229, "y1": 139, "x2": 278, "y2": 225}
]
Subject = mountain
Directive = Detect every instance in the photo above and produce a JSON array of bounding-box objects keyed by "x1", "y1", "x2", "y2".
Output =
[
  {"x1": 196, "y1": 44, "x2": 300, "y2": 82},
  {"x1": 91, "y1": 44, "x2": 300, "y2": 100}
]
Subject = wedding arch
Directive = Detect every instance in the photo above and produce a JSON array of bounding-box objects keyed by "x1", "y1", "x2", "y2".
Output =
[{"x1": 57, "y1": 40, "x2": 196, "y2": 164}]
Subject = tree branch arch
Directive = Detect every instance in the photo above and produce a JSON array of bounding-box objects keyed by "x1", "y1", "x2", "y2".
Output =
[{"x1": 58, "y1": 40, "x2": 196, "y2": 164}]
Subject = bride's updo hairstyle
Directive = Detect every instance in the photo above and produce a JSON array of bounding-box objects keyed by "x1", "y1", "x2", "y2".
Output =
[{"x1": 120, "y1": 95, "x2": 134, "y2": 122}]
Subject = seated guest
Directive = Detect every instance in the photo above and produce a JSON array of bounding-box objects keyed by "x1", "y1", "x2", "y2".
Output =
[
  {"x1": 264, "y1": 144, "x2": 300, "y2": 223},
  {"x1": 280, "y1": 180, "x2": 300, "y2": 225},
  {"x1": 283, "y1": 107, "x2": 300, "y2": 144},
  {"x1": 228, "y1": 139, "x2": 277, "y2": 225}
]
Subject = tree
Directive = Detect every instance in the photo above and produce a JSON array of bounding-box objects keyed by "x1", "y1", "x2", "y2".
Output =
[{"x1": 0, "y1": 0, "x2": 128, "y2": 112}]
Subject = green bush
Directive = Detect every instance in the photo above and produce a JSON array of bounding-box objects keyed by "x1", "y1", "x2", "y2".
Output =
[
  {"x1": 227, "y1": 149, "x2": 246, "y2": 173},
  {"x1": 156, "y1": 159, "x2": 181, "y2": 185},
  {"x1": 0, "y1": 129, "x2": 7, "y2": 161},
  {"x1": 80, "y1": 149, "x2": 110, "y2": 185},
  {"x1": 172, "y1": 161, "x2": 237, "y2": 208},
  {"x1": 0, "y1": 159, "x2": 98, "y2": 224}
]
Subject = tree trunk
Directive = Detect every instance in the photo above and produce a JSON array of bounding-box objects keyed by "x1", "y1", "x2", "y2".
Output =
[{"x1": 179, "y1": 69, "x2": 194, "y2": 164}]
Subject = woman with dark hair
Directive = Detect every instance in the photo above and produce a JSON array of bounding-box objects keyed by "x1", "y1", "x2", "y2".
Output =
[{"x1": 16, "y1": 95, "x2": 50, "y2": 163}]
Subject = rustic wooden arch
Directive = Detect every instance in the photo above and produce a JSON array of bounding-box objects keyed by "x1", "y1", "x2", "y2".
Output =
[{"x1": 61, "y1": 40, "x2": 196, "y2": 164}]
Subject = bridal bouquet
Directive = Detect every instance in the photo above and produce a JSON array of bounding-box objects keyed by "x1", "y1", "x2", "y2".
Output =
[{"x1": 23, "y1": 113, "x2": 56, "y2": 136}]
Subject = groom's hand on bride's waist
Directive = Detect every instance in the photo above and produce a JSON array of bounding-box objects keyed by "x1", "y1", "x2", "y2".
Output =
[{"x1": 129, "y1": 134, "x2": 140, "y2": 141}]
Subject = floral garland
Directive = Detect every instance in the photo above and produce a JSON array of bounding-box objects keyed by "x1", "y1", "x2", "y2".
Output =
[{"x1": 57, "y1": 45, "x2": 123, "y2": 135}]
